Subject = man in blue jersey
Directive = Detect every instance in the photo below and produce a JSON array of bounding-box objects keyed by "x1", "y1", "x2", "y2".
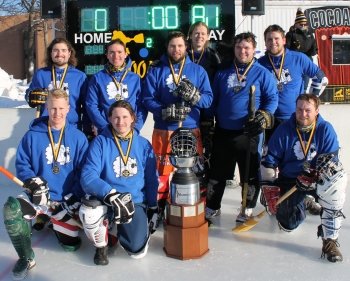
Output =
[
  {"x1": 258, "y1": 25, "x2": 327, "y2": 141},
  {"x1": 25, "y1": 38, "x2": 90, "y2": 135},
  {"x1": 3, "y1": 89, "x2": 88, "y2": 279},
  {"x1": 142, "y1": 31, "x2": 213, "y2": 217},
  {"x1": 205, "y1": 32, "x2": 278, "y2": 224},
  {"x1": 261, "y1": 94, "x2": 346, "y2": 263}
]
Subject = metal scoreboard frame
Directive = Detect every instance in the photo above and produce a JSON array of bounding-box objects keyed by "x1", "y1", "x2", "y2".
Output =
[{"x1": 66, "y1": 0, "x2": 235, "y2": 78}]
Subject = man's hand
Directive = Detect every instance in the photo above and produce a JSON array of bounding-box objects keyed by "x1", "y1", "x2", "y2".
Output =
[
  {"x1": 162, "y1": 103, "x2": 191, "y2": 122},
  {"x1": 173, "y1": 78, "x2": 201, "y2": 106},
  {"x1": 104, "y1": 189, "x2": 135, "y2": 224},
  {"x1": 147, "y1": 206, "x2": 159, "y2": 234},
  {"x1": 27, "y1": 88, "x2": 48, "y2": 108},
  {"x1": 23, "y1": 176, "x2": 50, "y2": 205}
]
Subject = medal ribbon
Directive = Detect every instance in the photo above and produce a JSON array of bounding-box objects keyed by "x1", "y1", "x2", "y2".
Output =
[
  {"x1": 267, "y1": 51, "x2": 285, "y2": 83},
  {"x1": 296, "y1": 122, "x2": 316, "y2": 158},
  {"x1": 234, "y1": 59, "x2": 254, "y2": 84},
  {"x1": 112, "y1": 129, "x2": 133, "y2": 166},
  {"x1": 107, "y1": 68, "x2": 129, "y2": 91},
  {"x1": 168, "y1": 58, "x2": 185, "y2": 86},
  {"x1": 190, "y1": 48, "x2": 205, "y2": 64},
  {"x1": 51, "y1": 65, "x2": 68, "y2": 89},
  {"x1": 48, "y1": 122, "x2": 65, "y2": 166}
]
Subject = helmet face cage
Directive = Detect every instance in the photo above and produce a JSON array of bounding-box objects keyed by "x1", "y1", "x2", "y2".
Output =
[
  {"x1": 170, "y1": 128, "x2": 197, "y2": 157},
  {"x1": 316, "y1": 153, "x2": 342, "y2": 183}
]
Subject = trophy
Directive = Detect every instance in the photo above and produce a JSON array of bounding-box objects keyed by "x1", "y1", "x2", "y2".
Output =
[{"x1": 163, "y1": 128, "x2": 209, "y2": 260}]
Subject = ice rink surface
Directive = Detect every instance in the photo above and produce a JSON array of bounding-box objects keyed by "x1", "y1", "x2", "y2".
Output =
[{"x1": 0, "y1": 105, "x2": 350, "y2": 281}]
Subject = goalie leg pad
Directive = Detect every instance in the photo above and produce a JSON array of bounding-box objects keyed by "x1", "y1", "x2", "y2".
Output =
[
  {"x1": 3, "y1": 197, "x2": 35, "y2": 260},
  {"x1": 319, "y1": 208, "x2": 345, "y2": 240},
  {"x1": 79, "y1": 197, "x2": 108, "y2": 248}
]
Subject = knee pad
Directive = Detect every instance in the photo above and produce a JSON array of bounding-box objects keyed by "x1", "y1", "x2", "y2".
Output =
[
  {"x1": 79, "y1": 196, "x2": 108, "y2": 248},
  {"x1": 3, "y1": 197, "x2": 34, "y2": 260}
]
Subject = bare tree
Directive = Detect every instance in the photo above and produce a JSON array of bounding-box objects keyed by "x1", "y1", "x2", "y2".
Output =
[{"x1": 0, "y1": 0, "x2": 40, "y2": 80}]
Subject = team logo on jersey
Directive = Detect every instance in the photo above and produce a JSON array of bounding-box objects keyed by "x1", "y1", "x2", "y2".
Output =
[
  {"x1": 48, "y1": 81, "x2": 70, "y2": 94},
  {"x1": 113, "y1": 156, "x2": 138, "y2": 178},
  {"x1": 227, "y1": 73, "x2": 246, "y2": 91},
  {"x1": 293, "y1": 141, "x2": 317, "y2": 161},
  {"x1": 166, "y1": 74, "x2": 187, "y2": 93},
  {"x1": 107, "y1": 82, "x2": 129, "y2": 100},
  {"x1": 45, "y1": 144, "x2": 71, "y2": 165},
  {"x1": 274, "y1": 69, "x2": 292, "y2": 85}
]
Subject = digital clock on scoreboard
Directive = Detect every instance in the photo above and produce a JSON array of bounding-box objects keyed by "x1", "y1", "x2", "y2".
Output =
[{"x1": 66, "y1": 0, "x2": 235, "y2": 77}]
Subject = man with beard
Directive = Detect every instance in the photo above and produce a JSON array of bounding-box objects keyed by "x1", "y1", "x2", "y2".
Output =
[
  {"x1": 261, "y1": 94, "x2": 346, "y2": 263},
  {"x1": 25, "y1": 38, "x2": 90, "y2": 136},
  {"x1": 286, "y1": 8, "x2": 318, "y2": 90},
  {"x1": 142, "y1": 31, "x2": 213, "y2": 218}
]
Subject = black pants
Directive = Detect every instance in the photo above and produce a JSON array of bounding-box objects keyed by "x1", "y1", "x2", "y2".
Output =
[{"x1": 206, "y1": 127, "x2": 260, "y2": 210}]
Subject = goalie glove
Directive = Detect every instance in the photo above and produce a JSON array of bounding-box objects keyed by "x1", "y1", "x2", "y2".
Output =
[
  {"x1": 296, "y1": 169, "x2": 318, "y2": 192},
  {"x1": 173, "y1": 78, "x2": 201, "y2": 106},
  {"x1": 244, "y1": 110, "x2": 274, "y2": 137},
  {"x1": 162, "y1": 103, "x2": 191, "y2": 122},
  {"x1": 51, "y1": 193, "x2": 81, "y2": 222},
  {"x1": 104, "y1": 189, "x2": 135, "y2": 224},
  {"x1": 23, "y1": 176, "x2": 50, "y2": 205},
  {"x1": 147, "y1": 206, "x2": 159, "y2": 234},
  {"x1": 27, "y1": 88, "x2": 49, "y2": 108}
]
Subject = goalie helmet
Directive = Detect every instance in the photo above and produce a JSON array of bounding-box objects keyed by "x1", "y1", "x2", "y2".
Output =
[
  {"x1": 170, "y1": 128, "x2": 197, "y2": 157},
  {"x1": 316, "y1": 153, "x2": 347, "y2": 210}
]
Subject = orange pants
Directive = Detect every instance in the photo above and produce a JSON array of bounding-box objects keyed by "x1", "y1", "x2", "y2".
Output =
[{"x1": 152, "y1": 128, "x2": 203, "y2": 200}]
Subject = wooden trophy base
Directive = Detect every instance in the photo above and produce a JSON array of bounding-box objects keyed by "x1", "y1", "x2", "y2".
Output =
[{"x1": 163, "y1": 200, "x2": 209, "y2": 260}]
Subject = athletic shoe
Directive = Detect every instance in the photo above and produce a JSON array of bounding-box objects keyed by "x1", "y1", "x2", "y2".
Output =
[
  {"x1": 94, "y1": 246, "x2": 109, "y2": 265},
  {"x1": 278, "y1": 221, "x2": 293, "y2": 233},
  {"x1": 205, "y1": 207, "x2": 221, "y2": 219},
  {"x1": 12, "y1": 258, "x2": 36, "y2": 280},
  {"x1": 304, "y1": 195, "x2": 322, "y2": 216},
  {"x1": 322, "y1": 238, "x2": 343, "y2": 262},
  {"x1": 235, "y1": 208, "x2": 252, "y2": 223}
]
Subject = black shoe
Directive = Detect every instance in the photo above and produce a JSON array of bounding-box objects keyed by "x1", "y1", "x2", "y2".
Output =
[
  {"x1": 322, "y1": 238, "x2": 343, "y2": 263},
  {"x1": 94, "y1": 246, "x2": 109, "y2": 265}
]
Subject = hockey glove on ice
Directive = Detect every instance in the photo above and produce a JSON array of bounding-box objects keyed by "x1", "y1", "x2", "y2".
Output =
[
  {"x1": 244, "y1": 110, "x2": 274, "y2": 137},
  {"x1": 173, "y1": 78, "x2": 201, "y2": 106},
  {"x1": 27, "y1": 88, "x2": 48, "y2": 108},
  {"x1": 104, "y1": 189, "x2": 135, "y2": 224},
  {"x1": 162, "y1": 103, "x2": 191, "y2": 122},
  {"x1": 23, "y1": 176, "x2": 50, "y2": 205},
  {"x1": 147, "y1": 206, "x2": 159, "y2": 234},
  {"x1": 51, "y1": 193, "x2": 81, "y2": 222},
  {"x1": 296, "y1": 169, "x2": 318, "y2": 192}
]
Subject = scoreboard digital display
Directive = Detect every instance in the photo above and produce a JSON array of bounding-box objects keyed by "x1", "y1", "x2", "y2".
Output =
[{"x1": 66, "y1": 0, "x2": 235, "y2": 77}]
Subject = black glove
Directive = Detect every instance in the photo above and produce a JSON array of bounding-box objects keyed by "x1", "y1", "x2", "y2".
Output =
[
  {"x1": 27, "y1": 88, "x2": 49, "y2": 108},
  {"x1": 244, "y1": 110, "x2": 274, "y2": 137},
  {"x1": 104, "y1": 189, "x2": 135, "y2": 224},
  {"x1": 23, "y1": 176, "x2": 50, "y2": 205},
  {"x1": 173, "y1": 78, "x2": 201, "y2": 106},
  {"x1": 296, "y1": 169, "x2": 318, "y2": 192},
  {"x1": 51, "y1": 193, "x2": 81, "y2": 222},
  {"x1": 162, "y1": 103, "x2": 191, "y2": 122},
  {"x1": 147, "y1": 206, "x2": 159, "y2": 234}
]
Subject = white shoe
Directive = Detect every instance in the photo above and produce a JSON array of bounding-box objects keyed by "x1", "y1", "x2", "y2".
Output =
[
  {"x1": 236, "y1": 208, "x2": 253, "y2": 223},
  {"x1": 205, "y1": 207, "x2": 221, "y2": 219},
  {"x1": 226, "y1": 178, "x2": 240, "y2": 189}
]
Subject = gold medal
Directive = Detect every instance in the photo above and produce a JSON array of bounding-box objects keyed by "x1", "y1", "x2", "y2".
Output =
[
  {"x1": 233, "y1": 86, "x2": 242, "y2": 93},
  {"x1": 122, "y1": 170, "x2": 130, "y2": 177},
  {"x1": 52, "y1": 165, "x2": 60, "y2": 174},
  {"x1": 277, "y1": 83, "x2": 284, "y2": 92}
]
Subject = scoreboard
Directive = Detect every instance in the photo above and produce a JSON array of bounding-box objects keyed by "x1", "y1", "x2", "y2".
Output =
[{"x1": 66, "y1": 0, "x2": 235, "y2": 77}]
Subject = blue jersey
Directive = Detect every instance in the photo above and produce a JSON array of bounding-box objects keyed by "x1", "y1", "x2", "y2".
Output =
[
  {"x1": 211, "y1": 60, "x2": 278, "y2": 130},
  {"x1": 262, "y1": 113, "x2": 339, "y2": 179},
  {"x1": 86, "y1": 57, "x2": 147, "y2": 132},
  {"x1": 142, "y1": 55, "x2": 213, "y2": 131},
  {"x1": 26, "y1": 66, "x2": 88, "y2": 128},
  {"x1": 258, "y1": 49, "x2": 321, "y2": 120},
  {"x1": 16, "y1": 116, "x2": 88, "y2": 201},
  {"x1": 80, "y1": 128, "x2": 159, "y2": 207}
]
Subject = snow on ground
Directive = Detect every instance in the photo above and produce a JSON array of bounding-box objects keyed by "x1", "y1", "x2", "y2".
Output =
[{"x1": 0, "y1": 68, "x2": 29, "y2": 108}]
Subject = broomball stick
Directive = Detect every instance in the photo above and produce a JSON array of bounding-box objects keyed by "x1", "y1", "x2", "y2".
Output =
[{"x1": 232, "y1": 186, "x2": 297, "y2": 233}]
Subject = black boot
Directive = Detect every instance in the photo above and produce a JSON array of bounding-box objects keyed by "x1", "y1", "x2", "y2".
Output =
[{"x1": 94, "y1": 246, "x2": 109, "y2": 265}]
